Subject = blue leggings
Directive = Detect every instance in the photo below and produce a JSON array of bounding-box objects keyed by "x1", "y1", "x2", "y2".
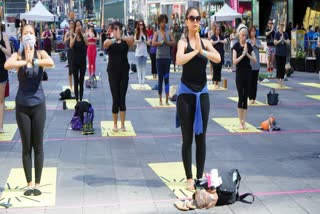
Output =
[{"x1": 156, "y1": 58, "x2": 171, "y2": 95}]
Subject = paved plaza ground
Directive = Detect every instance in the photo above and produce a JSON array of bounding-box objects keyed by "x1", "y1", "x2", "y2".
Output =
[{"x1": 0, "y1": 51, "x2": 319, "y2": 213}]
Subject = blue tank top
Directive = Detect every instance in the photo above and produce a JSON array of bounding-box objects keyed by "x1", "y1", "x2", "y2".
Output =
[{"x1": 16, "y1": 50, "x2": 45, "y2": 106}]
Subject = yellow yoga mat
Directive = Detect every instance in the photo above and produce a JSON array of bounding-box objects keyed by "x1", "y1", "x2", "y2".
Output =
[
  {"x1": 299, "y1": 83, "x2": 320, "y2": 88},
  {"x1": 228, "y1": 97, "x2": 267, "y2": 106},
  {"x1": 306, "y1": 95, "x2": 320, "y2": 101},
  {"x1": 65, "y1": 99, "x2": 88, "y2": 109},
  {"x1": 101, "y1": 121, "x2": 136, "y2": 137},
  {"x1": 130, "y1": 84, "x2": 152, "y2": 90},
  {"x1": 5, "y1": 101, "x2": 15, "y2": 110},
  {"x1": 148, "y1": 162, "x2": 196, "y2": 199},
  {"x1": 0, "y1": 167, "x2": 57, "y2": 208},
  {"x1": 0, "y1": 124, "x2": 18, "y2": 142},
  {"x1": 212, "y1": 118, "x2": 262, "y2": 133},
  {"x1": 145, "y1": 98, "x2": 175, "y2": 108},
  {"x1": 85, "y1": 76, "x2": 100, "y2": 80},
  {"x1": 259, "y1": 83, "x2": 292, "y2": 89},
  {"x1": 145, "y1": 75, "x2": 157, "y2": 80},
  {"x1": 207, "y1": 84, "x2": 227, "y2": 91}
]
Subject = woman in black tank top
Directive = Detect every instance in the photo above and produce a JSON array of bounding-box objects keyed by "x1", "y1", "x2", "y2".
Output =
[
  {"x1": 0, "y1": 27, "x2": 12, "y2": 133},
  {"x1": 104, "y1": 21, "x2": 134, "y2": 132},
  {"x1": 5, "y1": 24, "x2": 54, "y2": 196},
  {"x1": 175, "y1": 7, "x2": 220, "y2": 191}
]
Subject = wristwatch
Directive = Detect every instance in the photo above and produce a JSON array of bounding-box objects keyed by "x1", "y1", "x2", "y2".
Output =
[{"x1": 32, "y1": 58, "x2": 39, "y2": 66}]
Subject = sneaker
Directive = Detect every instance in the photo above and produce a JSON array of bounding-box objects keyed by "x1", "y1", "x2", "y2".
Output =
[
  {"x1": 33, "y1": 189, "x2": 42, "y2": 196},
  {"x1": 82, "y1": 124, "x2": 89, "y2": 135},
  {"x1": 88, "y1": 123, "x2": 94, "y2": 134},
  {"x1": 129, "y1": 71, "x2": 134, "y2": 74}
]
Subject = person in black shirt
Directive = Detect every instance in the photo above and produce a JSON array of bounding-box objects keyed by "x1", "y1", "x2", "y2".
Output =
[
  {"x1": 104, "y1": 21, "x2": 134, "y2": 132},
  {"x1": 210, "y1": 26, "x2": 227, "y2": 88},
  {"x1": 176, "y1": 7, "x2": 220, "y2": 190},
  {"x1": 274, "y1": 22, "x2": 290, "y2": 88},
  {"x1": 70, "y1": 20, "x2": 88, "y2": 102},
  {"x1": 233, "y1": 24, "x2": 256, "y2": 130},
  {"x1": 265, "y1": 19, "x2": 276, "y2": 78}
]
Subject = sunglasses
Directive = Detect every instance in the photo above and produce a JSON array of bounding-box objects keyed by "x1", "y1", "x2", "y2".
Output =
[{"x1": 187, "y1": 15, "x2": 201, "y2": 22}]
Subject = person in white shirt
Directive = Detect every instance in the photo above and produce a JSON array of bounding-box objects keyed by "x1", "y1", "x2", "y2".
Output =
[{"x1": 134, "y1": 20, "x2": 149, "y2": 87}]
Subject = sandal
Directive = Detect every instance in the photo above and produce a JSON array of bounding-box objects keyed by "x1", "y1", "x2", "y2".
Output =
[
  {"x1": 112, "y1": 127, "x2": 118, "y2": 132},
  {"x1": 120, "y1": 127, "x2": 126, "y2": 132},
  {"x1": 173, "y1": 201, "x2": 189, "y2": 211}
]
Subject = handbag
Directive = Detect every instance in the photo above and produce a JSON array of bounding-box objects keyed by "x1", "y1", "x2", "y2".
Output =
[
  {"x1": 4, "y1": 81, "x2": 9, "y2": 97},
  {"x1": 267, "y1": 88, "x2": 279, "y2": 105}
]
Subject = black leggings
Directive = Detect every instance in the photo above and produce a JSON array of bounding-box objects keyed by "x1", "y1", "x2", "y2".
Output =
[
  {"x1": 315, "y1": 47, "x2": 320, "y2": 72},
  {"x1": 177, "y1": 93, "x2": 210, "y2": 179},
  {"x1": 150, "y1": 53, "x2": 157, "y2": 75},
  {"x1": 108, "y1": 73, "x2": 129, "y2": 114},
  {"x1": 236, "y1": 72, "x2": 250, "y2": 109},
  {"x1": 73, "y1": 62, "x2": 86, "y2": 101},
  {"x1": 212, "y1": 62, "x2": 222, "y2": 82},
  {"x1": 276, "y1": 55, "x2": 286, "y2": 79},
  {"x1": 249, "y1": 69, "x2": 259, "y2": 100},
  {"x1": 67, "y1": 49, "x2": 73, "y2": 75},
  {"x1": 16, "y1": 102, "x2": 46, "y2": 184}
]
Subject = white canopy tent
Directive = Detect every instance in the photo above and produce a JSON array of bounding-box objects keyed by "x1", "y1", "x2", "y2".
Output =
[
  {"x1": 20, "y1": 1, "x2": 55, "y2": 22},
  {"x1": 210, "y1": 4, "x2": 242, "y2": 22}
]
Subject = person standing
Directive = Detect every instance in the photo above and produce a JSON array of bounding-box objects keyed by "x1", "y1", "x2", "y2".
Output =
[
  {"x1": 176, "y1": 7, "x2": 220, "y2": 190},
  {"x1": 233, "y1": 24, "x2": 257, "y2": 129},
  {"x1": 274, "y1": 22, "x2": 290, "y2": 88},
  {"x1": 152, "y1": 14, "x2": 175, "y2": 105},
  {"x1": 41, "y1": 24, "x2": 53, "y2": 56},
  {"x1": 0, "y1": 24, "x2": 12, "y2": 133},
  {"x1": 148, "y1": 33, "x2": 157, "y2": 79},
  {"x1": 210, "y1": 25, "x2": 227, "y2": 88},
  {"x1": 50, "y1": 24, "x2": 56, "y2": 53},
  {"x1": 64, "y1": 20, "x2": 75, "y2": 91},
  {"x1": 265, "y1": 19, "x2": 276, "y2": 78},
  {"x1": 70, "y1": 20, "x2": 88, "y2": 102},
  {"x1": 134, "y1": 20, "x2": 149, "y2": 87},
  {"x1": 247, "y1": 26, "x2": 264, "y2": 104},
  {"x1": 104, "y1": 21, "x2": 134, "y2": 132},
  {"x1": 4, "y1": 24, "x2": 54, "y2": 196},
  {"x1": 172, "y1": 23, "x2": 182, "y2": 72},
  {"x1": 86, "y1": 25, "x2": 99, "y2": 77}
]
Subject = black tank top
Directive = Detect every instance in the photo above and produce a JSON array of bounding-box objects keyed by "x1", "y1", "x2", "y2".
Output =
[
  {"x1": 107, "y1": 41, "x2": 130, "y2": 74},
  {"x1": 181, "y1": 37, "x2": 208, "y2": 92},
  {"x1": 72, "y1": 37, "x2": 87, "y2": 64},
  {"x1": 0, "y1": 31, "x2": 7, "y2": 64}
]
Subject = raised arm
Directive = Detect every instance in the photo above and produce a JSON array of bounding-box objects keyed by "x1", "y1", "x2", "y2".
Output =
[
  {"x1": 175, "y1": 39, "x2": 199, "y2": 65},
  {"x1": 4, "y1": 53, "x2": 27, "y2": 70},
  {"x1": 37, "y1": 50, "x2": 54, "y2": 67},
  {"x1": 201, "y1": 39, "x2": 221, "y2": 64},
  {"x1": 0, "y1": 33, "x2": 12, "y2": 57}
]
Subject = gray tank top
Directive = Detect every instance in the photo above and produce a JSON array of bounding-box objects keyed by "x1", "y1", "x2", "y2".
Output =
[
  {"x1": 16, "y1": 50, "x2": 45, "y2": 106},
  {"x1": 156, "y1": 30, "x2": 171, "y2": 59}
]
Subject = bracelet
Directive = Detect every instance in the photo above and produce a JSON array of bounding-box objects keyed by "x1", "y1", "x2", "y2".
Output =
[
  {"x1": 202, "y1": 50, "x2": 207, "y2": 58},
  {"x1": 111, "y1": 38, "x2": 116, "y2": 44}
]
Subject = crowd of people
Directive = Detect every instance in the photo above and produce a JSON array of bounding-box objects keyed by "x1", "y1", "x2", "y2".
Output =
[{"x1": 1, "y1": 5, "x2": 320, "y2": 199}]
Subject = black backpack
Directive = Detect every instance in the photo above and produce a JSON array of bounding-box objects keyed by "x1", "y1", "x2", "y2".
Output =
[
  {"x1": 216, "y1": 169, "x2": 254, "y2": 206},
  {"x1": 59, "y1": 89, "x2": 72, "y2": 100}
]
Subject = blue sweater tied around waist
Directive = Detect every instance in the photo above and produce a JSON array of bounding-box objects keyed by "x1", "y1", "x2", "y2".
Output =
[{"x1": 176, "y1": 82, "x2": 208, "y2": 135}]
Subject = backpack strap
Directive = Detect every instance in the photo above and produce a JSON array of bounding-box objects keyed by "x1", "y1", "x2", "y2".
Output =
[{"x1": 238, "y1": 193, "x2": 255, "y2": 204}]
